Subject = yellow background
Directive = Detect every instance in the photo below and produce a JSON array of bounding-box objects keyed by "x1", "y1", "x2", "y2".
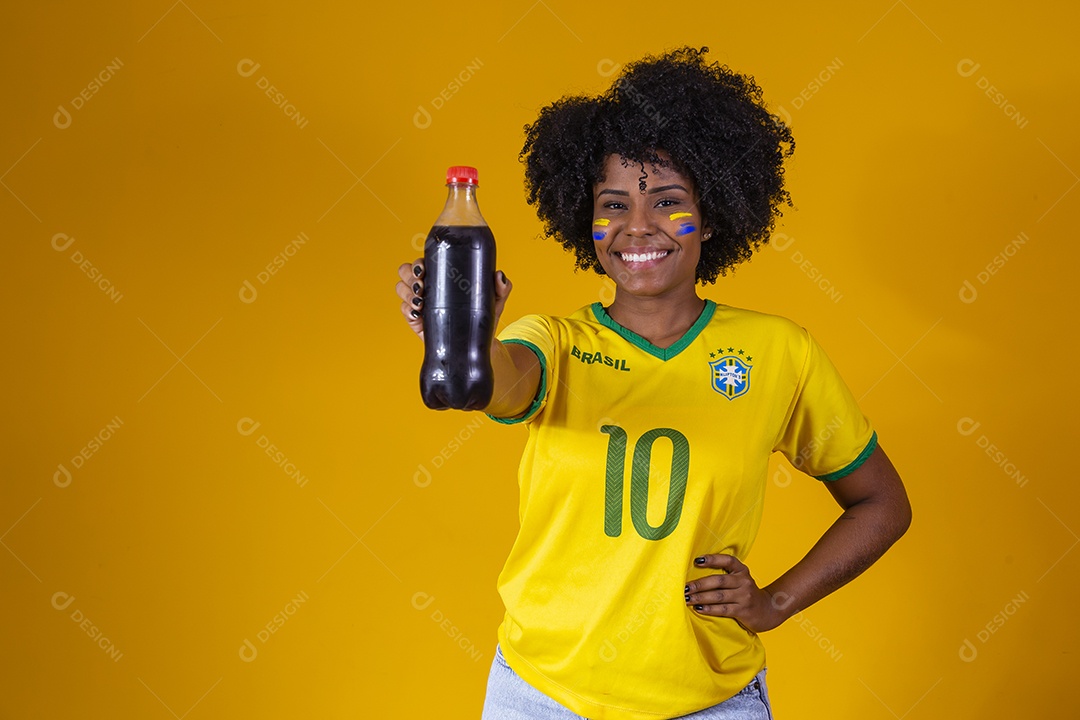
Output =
[{"x1": 2, "y1": 1, "x2": 1076, "y2": 717}]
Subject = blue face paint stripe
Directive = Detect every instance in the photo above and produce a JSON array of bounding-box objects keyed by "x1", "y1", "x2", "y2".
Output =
[
  {"x1": 676, "y1": 224, "x2": 696, "y2": 236},
  {"x1": 593, "y1": 231, "x2": 606, "y2": 241}
]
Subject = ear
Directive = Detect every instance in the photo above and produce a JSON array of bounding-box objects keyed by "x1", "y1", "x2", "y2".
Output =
[{"x1": 702, "y1": 227, "x2": 713, "y2": 241}]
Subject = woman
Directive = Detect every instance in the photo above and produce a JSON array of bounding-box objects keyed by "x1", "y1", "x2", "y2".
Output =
[{"x1": 396, "y1": 47, "x2": 911, "y2": 720}]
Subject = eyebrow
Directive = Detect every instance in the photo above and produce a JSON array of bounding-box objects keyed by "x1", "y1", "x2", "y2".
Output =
[{"x1": 597, "y1": 183, "x2": 689, "y2": 197}]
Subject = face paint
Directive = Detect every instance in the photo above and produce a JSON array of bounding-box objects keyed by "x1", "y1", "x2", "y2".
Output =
[
  {"x1": 670, "y1": 212, "x2": 696, "y2": 236},
  {"x1": 593, "y1": 217, "x2": 609, "y2": 241}
]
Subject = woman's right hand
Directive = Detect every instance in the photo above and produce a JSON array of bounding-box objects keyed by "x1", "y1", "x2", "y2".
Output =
[
  {"x1": 398, "y1": 259, "x2": 534, "y2": 416},
  {"x1": 396, "y1": 259, "x2": 514, "y2": 342},
  {"x1": 396, "y1": 259, "x2": 428, "y2": 340}
]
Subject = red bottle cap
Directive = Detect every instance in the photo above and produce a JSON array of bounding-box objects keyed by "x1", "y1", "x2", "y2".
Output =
[{"x1": 446, "y1": 166, "x2": 479, "y2": 185}]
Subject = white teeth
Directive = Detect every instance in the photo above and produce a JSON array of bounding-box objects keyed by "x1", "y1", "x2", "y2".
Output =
[{"x1": 619, "y1": 250, "x2": 669, "y2": 263}]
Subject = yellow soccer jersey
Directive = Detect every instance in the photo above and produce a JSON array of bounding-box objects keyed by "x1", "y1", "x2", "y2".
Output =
[{"x1": 486, "y1": 299, "x2": 876, "y2": 720}]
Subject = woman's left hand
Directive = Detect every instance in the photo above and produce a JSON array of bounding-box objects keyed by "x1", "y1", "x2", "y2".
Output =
[{"x1": 684, "y1": 554, "x2": 788, "y2": 634}]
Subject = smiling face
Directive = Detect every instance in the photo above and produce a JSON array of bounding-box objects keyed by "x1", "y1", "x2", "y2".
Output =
[{"x1": 591, "y1": 152, "x2": 708, "y2": 301}]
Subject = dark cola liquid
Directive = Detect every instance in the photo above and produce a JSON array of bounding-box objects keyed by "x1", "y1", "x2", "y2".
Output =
[{"x1": 420, "y1": 225, "x2": 496, "y2": 410}]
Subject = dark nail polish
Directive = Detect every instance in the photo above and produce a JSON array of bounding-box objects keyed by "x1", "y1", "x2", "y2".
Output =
[
  {"x1": 413, "y1": 265, "x2": 422, "y2": 277},
  {"x1": 410, "y1": 309, "x2": 419, "y2": 318},
  {"x1": 684, "y1": 594, "x2": 691, "y2": 602},
  {"x1": 694, "y1": 605, "x2": 703, "y2": 611},
  {"x1": 684, "y1": 585, "x2": 689, "y2": 594},
  {"x1": 412, "y1": 283, "x2": 420, "y2": 293},
  {"x1": 412, "y1": 297, "x2": 422, "y2": 306},
  {"x1": 694, "y1": 557, "x2": 706, "y2": 565}
]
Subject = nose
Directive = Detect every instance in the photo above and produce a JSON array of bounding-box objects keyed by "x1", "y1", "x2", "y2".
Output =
[{"x1": 624, "y1": 200, "x2": 655, "y2": 238}]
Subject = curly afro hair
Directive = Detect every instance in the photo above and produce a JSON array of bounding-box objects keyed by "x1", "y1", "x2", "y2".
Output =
[{"x1": 520, "y1": 46, "x2": 794, "y2": 284}]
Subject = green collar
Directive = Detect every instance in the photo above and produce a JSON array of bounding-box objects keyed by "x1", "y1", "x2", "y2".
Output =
[{"x1": 590, "y1": 299, "x2": 716, "y2": 361}]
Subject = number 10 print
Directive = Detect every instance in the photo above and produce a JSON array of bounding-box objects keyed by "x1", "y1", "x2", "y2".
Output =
[{"x1": 600, "y1": 425, "x2": 690, "y2": 540}]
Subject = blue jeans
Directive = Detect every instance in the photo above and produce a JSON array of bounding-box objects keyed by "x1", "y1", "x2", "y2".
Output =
[{"x1": 481, "y1": 643, "x2": 773, "y2": 719}]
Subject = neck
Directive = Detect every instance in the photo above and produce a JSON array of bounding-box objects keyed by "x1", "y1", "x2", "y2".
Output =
[{"x1": 606, "y1": 289, "x2": 707, "y2": 350}]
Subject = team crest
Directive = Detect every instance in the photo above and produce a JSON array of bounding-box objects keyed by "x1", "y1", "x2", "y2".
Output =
[{"x1": 709, "y1": 355, "x2": 752, "y2": 400}]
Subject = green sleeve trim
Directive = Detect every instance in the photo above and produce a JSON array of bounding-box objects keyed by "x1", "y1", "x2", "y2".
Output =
[
  {"x1": 816, "y1": 431, "x2": 878, "y2": 482},
  {"x1": 590, "y1": 300, "x2": 715, "y2": 361},
  {"x1": 485, "y1": 339, "x2": 548, "y2": 425}
]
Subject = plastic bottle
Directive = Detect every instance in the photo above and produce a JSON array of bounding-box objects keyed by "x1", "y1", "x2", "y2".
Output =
[{"x1": 419, "y1": 166, "x2": 496, "y2": 410}]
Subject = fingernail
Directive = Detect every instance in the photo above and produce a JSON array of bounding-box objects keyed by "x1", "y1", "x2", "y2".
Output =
[
  {"x1": 684, "y1": 585, "x2": 690, "y2": 594},
  {"x1": 694, "y1": 557, "x2": 706, "y2": 565},
  {"x1": 693, "y1": 605, "x2": 704, "y2": 611},
  {"x1": 410, "y1": 309, "x2": 419, "y2": 318},
  {"x1": 412, "y1": 297, "x2": 422, "y2": 306},
  {"x1": 412, "y1": 283, "x2": 421, "y2": 293},
  {"x1": 684, "y1": 594, "x2": 691, "y2": 602},
  {"x1": 501, "y1": 272, "x2": 509, "y2": 284},
  {"x1": 413, "y1": 265, "x2": 423, "y2": 277}
]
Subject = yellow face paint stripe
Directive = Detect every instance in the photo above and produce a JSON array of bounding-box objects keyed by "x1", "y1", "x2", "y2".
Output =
[
  {"x1": 593, "y1": 218, "x2": 610, "y2": 226},
  {"x1": 668, "y1": 212, "x2": 692, "y2": 221}
]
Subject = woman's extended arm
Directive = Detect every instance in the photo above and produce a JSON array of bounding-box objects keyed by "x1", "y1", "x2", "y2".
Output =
[
  {"x1": 685, "y1": 444, "x2": 912, "y2": 632},
  {"x1": 485, "y1": 339, "x2": 542, "y2": 419}
]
